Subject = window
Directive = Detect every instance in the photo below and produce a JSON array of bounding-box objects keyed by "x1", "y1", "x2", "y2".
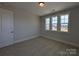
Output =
[
  {"x1": 51, "y1": 16, "x2": 58, "y2": 31},
  {"x1": 45, "y1": 18, "x2": 50, "y2": 30},
  {"x1": 44, "y1": 14, "x2": 69, "y2": 32},
  {"x1": 60, "y1": 14, "x2": 69, "y2": 32}
]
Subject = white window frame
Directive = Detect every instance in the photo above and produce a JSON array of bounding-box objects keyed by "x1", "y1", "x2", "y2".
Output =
[
  {"x1": 51, "y1": 16, "x2": 58, "y2": 31},
  {"x1": 45, "y1": 17, "x2": 50, "y2": 31},
  {"x1": 60, "y1": 14, "x2": 69, "y2": 32}
]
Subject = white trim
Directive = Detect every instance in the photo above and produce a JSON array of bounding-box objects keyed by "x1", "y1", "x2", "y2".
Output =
[
  {"x1": 14, "y1": 34, "x2": 39, "y2": 44},
  {"x1": 41, "y1": 34, "x2": 79, "y2": 47},
  {"x1": 0, "y1": 41, "x2": 14, "y2": 48},
  {"x1": 1, "y1": 34, "x2": 78, "y2": 48},
  {"x1": 0, "y1": 34, "x2": 39, "y2": 48}
]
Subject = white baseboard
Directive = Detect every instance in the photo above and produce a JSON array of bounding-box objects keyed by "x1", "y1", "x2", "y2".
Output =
[
  {"x1": 1, "y1": 34, "x2": 78, "y2": 48},
  {"x1": 14, "y1": 34, "x2": 39, "y2": 44},
  {"x1": 0, "y1": 34, "x2": 39, "y2": 48},
  {"x1": 0, "y1": 41, "x2": 14, "y2": 48},
  {"x1": 41, "y1": 35, "x2": 79, "y2": 47}
]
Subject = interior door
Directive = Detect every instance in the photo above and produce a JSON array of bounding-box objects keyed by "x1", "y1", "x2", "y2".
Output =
[{"x1": 0, "y1": 8, "x2": 14, "y2": 47}]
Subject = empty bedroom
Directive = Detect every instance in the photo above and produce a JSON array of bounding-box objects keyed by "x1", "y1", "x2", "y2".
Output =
[{"x1": 0, "y1": 2, "x2": 79, "y2": 56}]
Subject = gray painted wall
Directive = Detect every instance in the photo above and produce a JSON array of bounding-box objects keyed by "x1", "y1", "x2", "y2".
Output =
[
  {"x1": 0, "y1": 5, "x2": 40, "y2": 40},
  {"x1": 40, "y1": 7, "x2": 79, "y2": 45},
  {"x1": 14, "y1": 8, "x2": 40, "y2": 40}
]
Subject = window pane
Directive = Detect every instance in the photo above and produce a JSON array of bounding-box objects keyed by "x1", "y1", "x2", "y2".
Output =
[
  {"x1": 45, "y1": 18, "x2": 50, "y2": 30},
  {"x1": 61, "y1": 14, "x2": 69, "y2": 23},
  {"x1": 65, "y1": 15, "x2": 69, "y2": 23},
  {"x1": 52, "y1": 24, "x2": 57, "y2": 31},
  {"x1": 61, "y1": 16, "x2": 64, "y2": 20},
  {"x1": 61, "y1": 19, "x2": 65, "y2": 23},
  {"x1": 61, "y1": 24, "x2": 68, "y2": 32},
  {"x1": 45, "y1": 24, "x2": 50, "y2": 30},
  {"x1": 52, "y1": 16, "x2": 57, "y2": 31},
  {"x1": 52, "y1": 16, "x2": 57, "y2": 23},
  {"x1": 45, "y1": 18, "x2": 50, "y2": 24}
]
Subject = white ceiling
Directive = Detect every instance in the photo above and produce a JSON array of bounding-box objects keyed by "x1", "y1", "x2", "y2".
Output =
[{"x1": 4, "y1": 2, "x2": 79, "y2": 16}]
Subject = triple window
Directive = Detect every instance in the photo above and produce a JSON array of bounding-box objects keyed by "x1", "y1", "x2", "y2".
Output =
[{"x1": 45, "y1": 14, "x2": 69, "y2": 32}]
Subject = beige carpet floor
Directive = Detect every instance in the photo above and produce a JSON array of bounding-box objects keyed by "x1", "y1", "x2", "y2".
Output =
[{"x1": 0, "y1": 37, "x2": 79, "y2": 56}]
